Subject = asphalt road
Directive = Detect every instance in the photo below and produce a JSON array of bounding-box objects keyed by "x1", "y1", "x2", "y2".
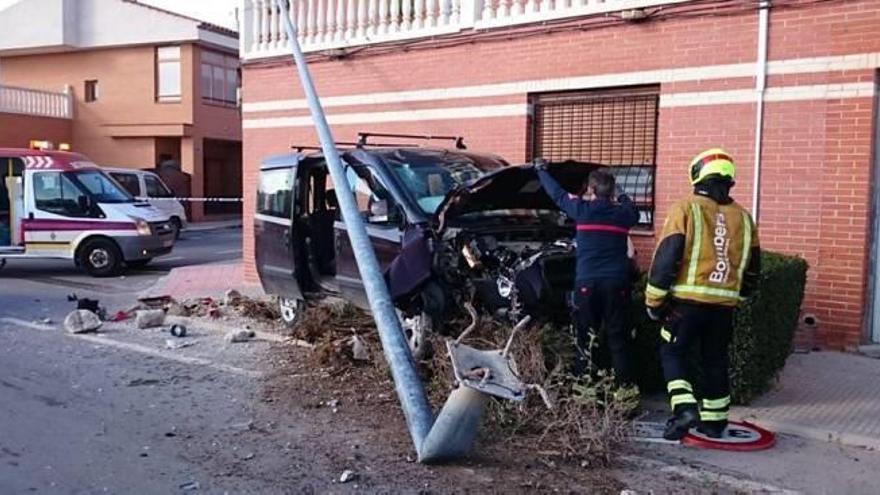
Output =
[
  {"x1": 0, "y1": 226, "x2": 242, "y2": 323},
  {"x1": 0, "y1": 225, "x2": 285, "y2": 493}
]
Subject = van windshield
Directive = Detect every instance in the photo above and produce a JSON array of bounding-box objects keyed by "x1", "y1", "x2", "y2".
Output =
[
  {"x1": 386, "y1": 160, "x2": 484, "y2": 214},
  {"x1": 67, "y1": 170, "x2": 134, "y2": 203}
]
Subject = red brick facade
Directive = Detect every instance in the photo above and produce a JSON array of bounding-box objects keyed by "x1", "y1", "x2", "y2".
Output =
[{"x1": 241, "y1": 0, "x2": 880, "y2": 349}]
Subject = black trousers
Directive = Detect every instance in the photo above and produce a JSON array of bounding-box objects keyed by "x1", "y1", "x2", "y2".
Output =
[
  {"x1": 660, "y1": 302, "x2": 733, "y2": 426},
  {"x1": 571, "y1": 279, "x2": 634, "y2": 386}
]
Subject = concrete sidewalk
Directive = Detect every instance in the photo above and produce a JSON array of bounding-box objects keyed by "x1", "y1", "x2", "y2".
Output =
[
  {"x1": 143, "y1": 262, "x2": 264, "y2": 300},
  {"x1": 733, "y1": 351, "x2": 880, "y2": 450}
]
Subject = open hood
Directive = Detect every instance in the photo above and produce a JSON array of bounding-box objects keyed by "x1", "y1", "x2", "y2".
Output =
[{"x1": 435, "y1": 160, "x2": 602, "y2": 228}]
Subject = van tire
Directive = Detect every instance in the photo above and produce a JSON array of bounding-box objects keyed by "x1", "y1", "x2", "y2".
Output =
[
  {"x1": 78, "y1": 238, "x2": 123, "y2": 277},
  {"x1": 170, "y1": 217, "x2": 182, "y2": 240}
]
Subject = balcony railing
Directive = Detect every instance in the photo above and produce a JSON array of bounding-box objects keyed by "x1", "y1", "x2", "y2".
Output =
[
  {"x1": 0, "y1": 84, "x2": 73, "y2": 119},
  {"x1": 241, "y1": 0, "x2": 692, "y2": 60}
]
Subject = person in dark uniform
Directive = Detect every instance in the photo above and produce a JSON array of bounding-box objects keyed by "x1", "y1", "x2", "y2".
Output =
[{"x1": 535, "y1": 159, "x2": 640, "y2": 390}]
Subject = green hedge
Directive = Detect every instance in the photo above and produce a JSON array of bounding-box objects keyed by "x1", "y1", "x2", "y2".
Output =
[{"x1": 630, "y1": 251, "x2": 809, "y2": 404}]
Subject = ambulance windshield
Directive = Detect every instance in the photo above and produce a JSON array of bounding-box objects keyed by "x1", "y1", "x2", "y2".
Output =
[{"x1": 67, "y1": 170, "x2": 134, "y2": 204}]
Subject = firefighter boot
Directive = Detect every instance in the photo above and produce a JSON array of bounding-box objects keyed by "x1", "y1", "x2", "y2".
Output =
[
  {"x1": 697, "y1": 421, "x2": 727, "y2": 439},
  {"x1": 663, "y1": 407, "x2": 699, "y2": 441}
]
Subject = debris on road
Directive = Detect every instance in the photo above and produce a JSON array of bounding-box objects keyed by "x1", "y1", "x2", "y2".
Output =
[
  {"x1": 68, "y1": 294, "x2": 107, "y2": 320},
  {"x1": 179, "y1": 481, "x2": 200, "y2": 491},
  {"x1": 64, "y1": 309, "x2": 102, "y2": 334},
  {"x1": 339, "y1": 470, "x2": 356, "y2": 483},
  {"x1": 165, "y1": 339, "x2": 196, "y2": 350},
  {"x1": 135, "y1": 309, "x2": 166, "y2": 329},
  {"x1": 226, "y1": 329, "x2": 256, "y2": 344},
  {"x1": 350, "y1": 334, "x2": 370, "y2": 362},
  {"x1": 170, "y1": 324, "x2": 187, "y2": 338},
  {"x1": 224, "y1": 289, "x2": 242, "y2": 306},
  {"x1": 40, "y1": 317, "x2": 53, "y2": 325}
]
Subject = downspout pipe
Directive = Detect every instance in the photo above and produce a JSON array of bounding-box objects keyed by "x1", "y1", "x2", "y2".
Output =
[
  {"x1": 752, "y1": 0, "x2": 770, "y2": 218},
  {"x1": 273, "y1": 0, "x2": 435, "y2": 452}
]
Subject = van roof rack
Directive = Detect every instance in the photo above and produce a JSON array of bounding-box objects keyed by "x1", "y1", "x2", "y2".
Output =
[
  {"x1": 290, "y1": 140, "x2": 420, "y2": 152},
  {"x1": 356, "y1": 132, "x2": 467, "y2": 150}
]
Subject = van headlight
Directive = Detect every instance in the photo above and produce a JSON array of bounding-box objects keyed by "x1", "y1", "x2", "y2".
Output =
[{"x1": 133, "y1": 218, "x2": 152, "y2": 236}]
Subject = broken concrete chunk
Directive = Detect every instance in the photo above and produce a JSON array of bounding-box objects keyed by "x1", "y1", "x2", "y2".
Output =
[
  {"x1": 135, "y1": 309, "x2": 166, "y2": 329},
  {"x1": 339, "y1": 470, "x2": 355, "y2": 483},
  {"x1": 225, "y1": 329, "x2": 256, "y2": 343},
  {"x1": 224, "y1": 289, "x2": 242, "y2": 306},
  {"x1": 165, "y1": 302, "x2": 190, "y2": 317},
  {"x1": 350, "y1": 335, "x2": 370, "y2": 361},
  {"x1": 64, "y1": 310, "x2": 102, "y2": 334}
]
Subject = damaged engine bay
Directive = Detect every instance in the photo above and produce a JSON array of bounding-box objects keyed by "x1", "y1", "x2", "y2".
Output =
[{"x1": 436, "y1": 222, "x2": 577, "y2": 326}]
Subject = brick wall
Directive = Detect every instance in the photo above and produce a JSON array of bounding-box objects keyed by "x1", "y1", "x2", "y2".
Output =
[
  {"x1": 241, "y1": 0, "x2": 880, "y2": 349},
  {"x1": 0, "y1": 114, "x2": 72, "y2": 149}
]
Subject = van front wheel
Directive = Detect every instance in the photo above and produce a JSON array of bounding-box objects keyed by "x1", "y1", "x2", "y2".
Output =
[{"x1": 78, "y1": 239, "x2": 123, "y2": 277}]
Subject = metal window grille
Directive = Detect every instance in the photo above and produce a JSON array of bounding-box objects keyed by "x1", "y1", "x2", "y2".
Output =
[{"x1": 529, "y1": 86, "x2": 660, "y2": 227}]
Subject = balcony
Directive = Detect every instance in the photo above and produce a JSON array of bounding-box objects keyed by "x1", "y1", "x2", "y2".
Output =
[
  {"x1": 0, "y1": 85, "x2": 73, "y2": 119},
  {"x1": 241, "y1": 0, "x2": 692, "y2": 60}
]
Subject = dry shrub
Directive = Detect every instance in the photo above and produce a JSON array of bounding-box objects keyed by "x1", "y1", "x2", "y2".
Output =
[{"x1": 292, "y1": 302, "x2": 631, "y2": 466}]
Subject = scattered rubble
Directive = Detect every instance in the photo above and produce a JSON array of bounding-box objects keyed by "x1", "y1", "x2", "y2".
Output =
[
  {"x1": 64, "y1": 310, "x2": 102, "y2": 334},
  {"x1": 350, "y1": 334, "x2": 370, "y2": 362},
  {"x1": 339, "y1": 470, "x2": 356, "y2": 483},
  {"x1": 135, "y1": 310, "x2": 166, "y2": 329},
  {"x1": 179, "y1": 481, "x2": 200, "y2": 491},
  {"x1": 165, "y1": 339, "x2": 196, "y2": 350},
  {"x1": 224, "y1": 289, "x2": 242, "y2": 306},
  {"x1": 170, "y1": 324, "x2": 187, "y2": 338},
  {"x1": 226, "y1": 329, "x2": 256, "y2": 344}
]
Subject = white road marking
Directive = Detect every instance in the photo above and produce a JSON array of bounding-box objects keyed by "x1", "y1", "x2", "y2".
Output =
[
  {"x1": 0, "y1": 318, "x2": 56, "y2": 332},
  {"x1": 216, "y1": 249, "x2": 242, "y2": 255},
  {"x1": 0, "y1": 317, "x2": 262, "y2": 378}
]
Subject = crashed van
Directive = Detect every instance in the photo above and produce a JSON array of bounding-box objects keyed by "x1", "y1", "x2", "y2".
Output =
[{"x1": 255, "y1": 138, "x2": 622, "y2": 356}]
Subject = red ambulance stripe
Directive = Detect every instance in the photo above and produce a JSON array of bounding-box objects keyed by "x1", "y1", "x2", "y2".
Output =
[{"x1": 22, "y1": 219, "x2": 137, "y2": 232}]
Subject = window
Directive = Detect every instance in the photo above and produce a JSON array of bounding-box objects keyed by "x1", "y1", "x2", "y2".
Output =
[
  {"x1": 257, "y1": 169, "x2": 294, "y2": 218},
  {"x1": 345, "y1": 166, "x2": 398, "y2": 224},
  {"x1": 33, "y1": 173, "x2": 89, "y2": 217},
  {"x1": 72, "y1": 170, "x2": 132, "y2": 203},
  {"x1": 201, "y1": 50, "x2": 239, "y2": 105},
  {"x1": 84, "y1": 80, "x2": 99, "y2": 102},
  {"x1": 529, "y1": 86, "x2": 660, "y2": 227},
  {"x1": 110, "y1": 173, "x2": 141, "y2": 197},
  {"x1": 156, "y1": 46, "x2": 182, "y2": 102},
  {"x1": 144, "y1": 175, "x2": 172, "y2": 198}
]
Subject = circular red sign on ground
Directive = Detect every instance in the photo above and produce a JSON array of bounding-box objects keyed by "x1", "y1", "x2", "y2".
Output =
[{"x1": 682, "y1": 421, "x2": 776, "y2": 451}]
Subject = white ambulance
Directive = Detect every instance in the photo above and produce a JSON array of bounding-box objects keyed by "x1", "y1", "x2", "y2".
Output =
[{"x1": 0, "y1": 148, "x2": 176, "y2": 276}]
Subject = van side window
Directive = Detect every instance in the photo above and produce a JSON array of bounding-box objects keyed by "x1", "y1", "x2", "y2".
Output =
[
  {"x1": 257, "y1": 169, "x2": 293, "y2": 218},
  {"x1": 110, "y1": 173, "x2": 140, "y2": 197},
  {"x1": 33, "y1": 172, "x2": 89, "y2": 217},
  {"x1": 145, "y1": 175, "x2": 172, "y2": 198}
]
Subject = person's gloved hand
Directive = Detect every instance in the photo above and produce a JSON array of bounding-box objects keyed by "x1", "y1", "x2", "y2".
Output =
[
  {"x1": 533, "y1": 158, "x2": 548, "y2": 171},
  {"x1": 646, "y1": 300, "x2": 671, "y2": 322}
]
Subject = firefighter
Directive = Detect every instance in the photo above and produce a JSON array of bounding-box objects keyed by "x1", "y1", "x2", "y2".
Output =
[
  {"x1": 645, "y1": 148, "x2": 761, "y2": 440},
  {"x1": 534, "y1": 159, "x2": 640, "y2": 389}
]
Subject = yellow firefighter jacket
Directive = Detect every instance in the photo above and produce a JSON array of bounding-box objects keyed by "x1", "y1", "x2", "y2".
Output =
[{"x1": 646, "y1": 194, "x2": 760, "y2": 308}]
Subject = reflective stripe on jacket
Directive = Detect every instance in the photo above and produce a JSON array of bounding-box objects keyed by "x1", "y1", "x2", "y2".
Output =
[{"x1": 646, "y1": 194, "x2": 760, "y2": 308}]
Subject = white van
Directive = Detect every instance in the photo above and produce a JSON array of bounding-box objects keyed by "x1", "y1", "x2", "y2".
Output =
[
  {"x1": 0, "y1": 149, "x2": 176, "y2": 276},
  {"x1": 105, "y1": 167, "x2": 188, "y2": 238}
]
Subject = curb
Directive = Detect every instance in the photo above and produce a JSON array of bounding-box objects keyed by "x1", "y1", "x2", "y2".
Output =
[
  {"x1": 184, "y1": 221, "x2": 242, "y2": 232},
  {"x1": 732, "y1": 412, "x2": 880, "y2": 451}
]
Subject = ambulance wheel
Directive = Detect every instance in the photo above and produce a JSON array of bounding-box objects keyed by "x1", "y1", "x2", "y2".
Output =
[{"x1": 79, "y1": 239, "x2": 123, "y2": 277}]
